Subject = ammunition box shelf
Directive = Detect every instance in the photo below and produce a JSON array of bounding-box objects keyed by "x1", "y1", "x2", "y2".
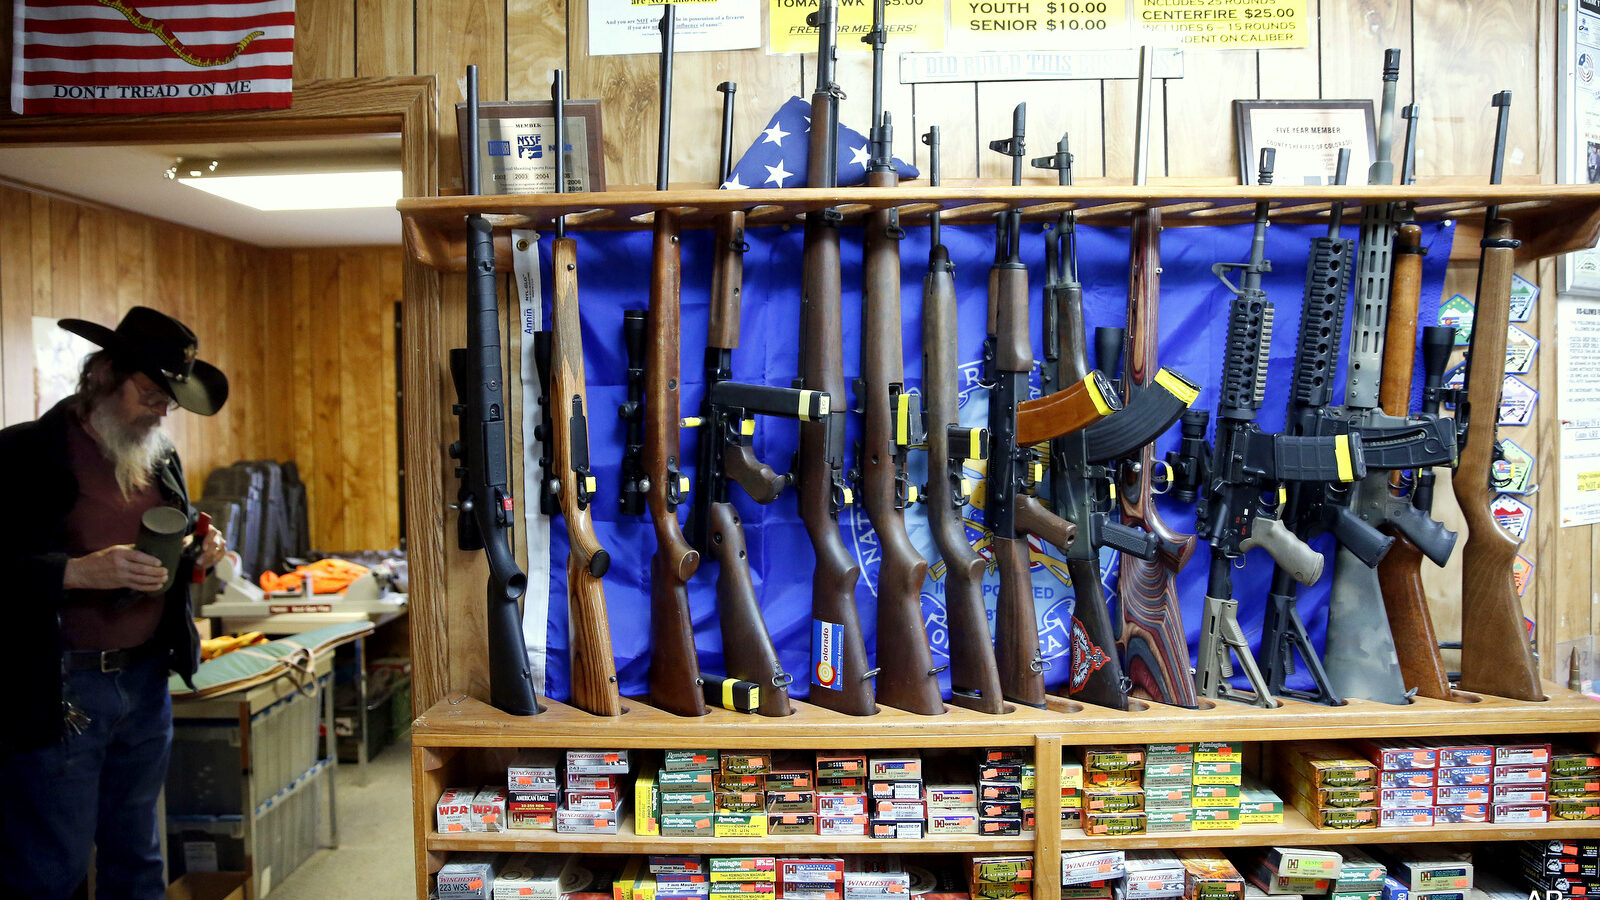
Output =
[
  {"x1": 1055, "y1": 808, "x2": 1600, "y2": 850},
  {"x1": 426, "y1": 815, "x2": 1034, "y2": 853},
  {"x1": 397, "y1": 183, "x2": 1600, "y2": 273}
]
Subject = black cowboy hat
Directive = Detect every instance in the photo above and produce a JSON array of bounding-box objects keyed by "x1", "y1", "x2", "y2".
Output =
[{"x1": 58, "y1": 307, "x2": 229, "y2": 416}]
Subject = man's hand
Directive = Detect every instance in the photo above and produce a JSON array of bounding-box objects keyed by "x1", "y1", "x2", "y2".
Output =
[
  {"x1": 193, "y1": 527, "x2": 227, "y2": 571},
  {"x1": 64, "y1": 545, "x2": 167, "y2": 593}
]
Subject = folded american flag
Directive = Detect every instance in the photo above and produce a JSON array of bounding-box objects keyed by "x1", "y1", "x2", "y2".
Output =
[{"x1": 722, "y1": 95, "x2": 919, "y2": 190}]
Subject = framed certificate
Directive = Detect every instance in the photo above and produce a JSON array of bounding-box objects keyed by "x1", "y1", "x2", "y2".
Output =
[
  {"x1": 455, "y1": 99, "x2": 606, "y2": 195},
  {"x1": 1233, "y1": 100, "x2": 1377, "y2": 185}
]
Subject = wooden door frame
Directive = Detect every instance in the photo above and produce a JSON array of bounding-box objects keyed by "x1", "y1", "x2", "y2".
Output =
[{"x1": 0, "y1": 76, "x2": 454, "y2": 712}]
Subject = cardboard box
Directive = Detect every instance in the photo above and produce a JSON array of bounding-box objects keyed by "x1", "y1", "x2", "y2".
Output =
[
  {"x1": 978, "y1": 762, "x2": 1027, "y2": 782},
  {"x1": 710, "y1": 884, "x2": 775, "y2": 898},
  {"x1": 1145, "y1": 807, "x2": 1195, "y2": 833},
  {"x1": 1551, "y1": 777, "x2": 1600, "y2": 798},
  {"x1": 1494, "y1": 742, "x2": 1552, "y2": 766},
  {"x1": 1123, "y1": 851, "x2": 1187, "y2": 900},
  {"x1": 1378, "y1": 807, "x2": 1433, "y2": 827},
  {"x1": 1061, "y1": 850, "x2": 1125, "y2": 885},
  {"x1": 1331, "y1": 849, "x2": 1386, "y2": 893},
  {"x1": 927, "y1": 811, "x2": 978, "y2": 834},
  {"x1": 817, "y1": 793, "x2": 866, "y2": 816},
  {"x1": 818, "y1": 815, "x2": 868, "y2": 836},
  {"x1": 1354, "y1": 741, "x2": 1437, "y2": 772},
  {"x1": 980, "y1": 799, "x2": 1024, "y2": 818},
  {"x1": 779, "y1": 859, "x2": 844, "y2": 885},
  {"x1": 649, "y1": 857, "x2": 706, "y2": 875},
  {"x1": 1552, "y1": 799, "x2": 1600, "y2": 820},
  {"x1": 1284, "y1": 744, "x2": 1377, "y2": 789},
  {"x1": 1382, "y1": 877, "x2": 1408, "y2": 900},
  {"x1": 1427, "y1": 741, "x2": 1493, "y2": 769},
  {"x1": 1434, "y1": 766, "x2": 1491, "y2": 787},
  {"x1": 1193, "y1": 761, "x2": 1242, "y2": 786},
  {"x1": 557, "y1": 803, "x2": 622, "y2": 834},
  {"x1": 1376, "y1": 849, "x2": 1471, "y2": 892},
  {"x1": 495, "y1": 854, "x2": 580, "y2": 900},
  {"x1": 1194, "y1": 742, "x2": 1243, "y2": 763},
  {"x1": 1191, "y1": 806, "x2": 1240, "y2": 830},
  {"x1": 714, "y1": 813, "x2": 768, "y2": 838},
  {"x1": 869, "y1": 819, "x2": 922, "y2": 839},
  {"x1": 635, "y1": 765, "x2": 660, "y2": 836},
  {"x1": 472, "y1": 787, "x2": 507, "y2": 833},
  {"x1": 507, "y1": 800, "x2": 557, "y2": 831},
  {"x1": 1085, "y1": 788, "x2": 1145, "y2": 813},
  {"x1": 766, "y1": 766, "x2": 813, "y2": 792},
  {"x1": 1238, "y1": 780, "x2": 1282, "y2": 823},
  {"x1": 766, "y1": 812, "x2": 819, "y2": 834},
  {"x1": 1145, "y1": 762, "x2": 1195, "y2": 780},
  {"x1": 815, "y1": 752, "x2": 866, "y2": 777},
  {"x1": 1492, "y1": 802, "x2": 1550, "y2": 824},
  {"x1": 660, "y1": 770, "x2": 717, "y2": 789},
  {"x1": 868, "y1": 753, "x2": 921, "y2": 781},
  {"x1": 507, "y1": 749, "x2": 561, "y2": 791},
  {"x1": 436, "y1": 787, "x2": 476, "y2": 834},
  {"x1": 1085, "y1": 811, "x2": 1146, "y2": 835},
  {"x1": 1191, "y1": 784, "x2": 1241, "y2": 808},
  {"x1": 1433, "y1": 804, "x2": 1489, "y2": 824},
  {"x1": 1379, "y1": 787, "x2": 1434, "y2": 808},
  {"x1": 663, "y1": 749, "x2": 719, "y2": 771},
  {"x1": 566, "y1": 749, "x2": 630, "y2": 774},
  {"x1": 1314, "y1": 787, "x2": 1380, "y2": 808},
  {"x1": 1176, "y1": 851, "x2": 1243, "y2": 900},
  {"x1": 721, "y1": 752, "x2": 772, "y2": 776},
  {"x1": 927, "y1": 783, "x2": 977, "y2": 809},
  {"x1": 438, "y1": 854, "x2": 500, "y2": 900},
  {"x1": 711, "y1": 858, "x2": 776, "y2": 881},
  {"x1": 979, "y1": 815, "x2": 1023, "y2": 836},
  {"x1": 1145, "y1": 785, "x2": 1194, "y2": 810},
  {"x1": 1082, "y1": 746, "x2": 1146, "y2": 772},
  {"x1": 165, "y1": 872, "x2": 248, "y2": 900},
  {"x1": 872, "y1": 798, "x2": 926, "y2": 821},
  {"x1": 869, "y1": 780, "x2": 922, "y2": 801},
  {"x1": 1086, "y1": 769, "x2": 1145, "y2": 788},
  {"x1": 1493, "y1": 764, "x2": 1550, "y2": 784},
  {"x1": 1147, "y1": 742, "x2": 1196, "y2": 761},
  {"x1": 969, "y1": 855, "x2": 1032, "y2": 883},
  {"x1": 660, "y1": 813, "x2": 714, "y2": 837},
  {"x1": 568, "y1": 789, "x2": 623, "y2": 812},
  {"x1": 1375, "y1": 770, "x2": 1434, "y2": 790},
  {"x1": 1433, "y1": 786, "x2": 1489, "y2": 805},
  {"x1": 1494, "y1": 783, "x2": 1550, "y2": 804},
  {"x1": 1263, "y1": 849, "x2": 1341, "y2": 880},
  {"x1": 719, "y1": 791, "x2": 767, "y2": 814},
  {"x1": 980, "y1": 780, "x2": 1024, "y2": 802},
  {"x1": 1552, "y1": 749, "x2": 1600, "y2": 778},
  {"x1": 766, "y1": 790, "x2": 816, "y2": 814}
]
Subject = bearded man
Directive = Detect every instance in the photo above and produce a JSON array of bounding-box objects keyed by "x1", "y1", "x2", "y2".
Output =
[{"x1": 0, "y1": 307, "x2": 228, "y2": 900}]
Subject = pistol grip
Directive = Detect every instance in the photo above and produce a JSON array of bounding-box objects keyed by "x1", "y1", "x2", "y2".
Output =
[
  {"x1": 1389, "y1": 501, "x2": 1459, "y2": 566},
  {"x1": 1100, "y1": 517, "x2": 1160, "y2": 560},
  {"x1": 725, "y1": 443, "x2": 789, "y2": 504},
  {"x1": 1242, "y1": 515, "x2": 1323, "y2": 585},
  {"x1": 1327, "y1": 505, "x2": 1395, "y2": 568},
  {"x1": 1016, "y1": 494, "x2": 1075, "y2": 549}
]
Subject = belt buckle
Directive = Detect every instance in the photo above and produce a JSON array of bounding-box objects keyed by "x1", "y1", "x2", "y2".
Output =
[{"x1": 100, "y1": 650, "x2": 118, "y2": 673}]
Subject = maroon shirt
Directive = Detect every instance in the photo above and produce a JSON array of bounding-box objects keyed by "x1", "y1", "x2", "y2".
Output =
[{"x1": 58, "y1": 413, "x2": 170, "y2": 651}]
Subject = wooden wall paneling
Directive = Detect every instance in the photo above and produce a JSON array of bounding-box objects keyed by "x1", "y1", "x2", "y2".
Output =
[
  {"x1": 48, "y1": 200, "x2": 80, "y2": 323},
  {"x1": 913, "y1": 82, "x2": 980, "y2": 179},
  {"x1": 834, "y1": 47, "x2": 918, "y2": 175},
  {"x1": 28, "y1": 193, "x2": 50, "y2": 319},
  {"x1": 1, "y1": 187, "x2": 35, "y2": 425},
  {"x1": 1412, "y1": 0, "x2": 1538, "y2": 180},
  {"x1": 309, "y1": 251, "x2": 348, "y2": 549},
  {"x1": 1534, "y1": 254, "x2": 1572, "y2": 677},
  {"x1": 1101, "y1": 74, "x2": 1165, "y2": 182},
  {"x1": 1256, "y1": 0, "x2": 1322, "y2": 100},
  {"x1": 339, "y1": 250, "x2": 386, "y2": 551},
  {"x1": 568, "y1": 0, "x2": 658, "y2": 188},
  {"x1": 356, "y1": 0, "x2": 416, "y2": 77},
  {"x1": 1316, "y1": 0, "x2": 1412, "y2": 119},
  {"x1": 670, "y1": 50, "x2": 803, "y2": 188},
  {"x1": 293, "y1": 0, "x2": 357, "y2": 81},
  {"x1": 506, "y1": 0, "x2": 568, "y2": 109},
  {"x1": 381, "y1": 254, "x2": 403, "y2": 546},
  {"x1": 975, "y1": 81, "x2": 1102, "y2": 182},
  {"x1": 289, "y1": 251, "x2": 319, "y2": 540},
  {"x1": 419, "y1": 0, "x2": 508, "y2": 196},
  {"x1": 1162, "y1": 50, "x2": 1258, "y2": 180}
]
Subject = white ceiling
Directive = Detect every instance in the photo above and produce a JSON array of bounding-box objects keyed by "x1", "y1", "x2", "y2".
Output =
[{"x1": 0, "y1": 134, "x2": 403, "y2": 248}]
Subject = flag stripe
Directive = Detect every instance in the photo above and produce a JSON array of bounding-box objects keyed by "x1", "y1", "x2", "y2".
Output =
[
  {"x1": 22, "y1": 13, "x2": 294, "y2": 35},
  {"x1": 22, "y1": 65, "x2": 291, "y2": 85},
  {"x1": 19, "y1": 91, "x2": 293, "y2": 114},
  {"x1": 24, "y1": 39, "x2": 295, "y2": 63},
  {"x1": 21, "y1": 2, "x2": 293, "y2": 21}
]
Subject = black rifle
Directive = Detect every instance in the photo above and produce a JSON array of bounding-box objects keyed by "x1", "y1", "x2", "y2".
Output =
[
  {"x1": 683, "y1": 82, "x2": 823, "y2": 717},
  {"x1": 1171, "y1": 148, "x2": 1368, "y2": 706},
  {"x1": 449, "y1": 66, "x2": 541, "y2": 716}
]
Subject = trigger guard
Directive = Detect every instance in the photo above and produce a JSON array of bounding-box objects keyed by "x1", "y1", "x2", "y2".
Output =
[{"x1": 1150, "y1": 459, "x2": 1175, "y2": 495}]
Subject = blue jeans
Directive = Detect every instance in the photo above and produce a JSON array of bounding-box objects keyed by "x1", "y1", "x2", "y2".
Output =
[{"x1": 0, "y1": 654, "x2": 172, "y2": 900}]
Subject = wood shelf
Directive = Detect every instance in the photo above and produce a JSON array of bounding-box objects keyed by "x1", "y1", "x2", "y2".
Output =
[
  {"x1": 398, "y1": 183, "x2": 1600, "y2": 272},
  {"x1": 412, "y1": 683, "x2": 1600, "y2": 749}
]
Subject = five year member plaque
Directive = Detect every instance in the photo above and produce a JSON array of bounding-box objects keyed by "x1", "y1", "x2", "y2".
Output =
[{"x1": 455, "y1": 99, "x2": 607, "y2": 195}]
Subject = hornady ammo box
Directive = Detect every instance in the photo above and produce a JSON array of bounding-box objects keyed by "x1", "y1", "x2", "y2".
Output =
[
  {"x1": 1434, "y1": 766, "x2": 1491, "y2": 786},
  {"x1": 868, "y1": 753, "x2": 921, "y2": 781},
  {"x1": 869, "y1": 819, "x2": 922, "y2": 839},
  {"x1": 927, "y1": 811, "x2": 978, "y2": 834},
  {"x1": 1354, "y1": 740, "x2": 1437, "y2": 772},
  {"x1": 1433, "y1": 804, "x2": 1489, "y2": 824},
  {"x1": 1263, "y1": 849, "x2": 1340, "y2": 881},
  {"x1": 1492, "y1": 802, "x2": 1550, "y2": 824},
  {"x1": 927, "y1": 783, "x2": 977, "y2": 809},
  {"x1": 566, "y1": 771, "x2": 621, "y2": 792},
  {"x1": 1376, "y1": 770, "x2": 1434, "y2": 790},
  {"x1": 1494, "y1": 783, "x2": 1550, "y2": 804},
  {"x1": 1495, "y1": 741, "x2": 1553, "y2": 766},
  {"x1": 1378, "y1": 807, "x2": 1434, "y2": 828},
  {"x1": 868, "y1": 780, "x2": 920, "y2": 801},
  {"x1": 1493, "y1": 764, "x2": 1549, "y2": 784},
  {"x1": 1374, "y1": 848, "x2": 1471, "y2": 892},
  {"x1": 1426, "y1": 740, "x2": 1493, "y2": 769}
]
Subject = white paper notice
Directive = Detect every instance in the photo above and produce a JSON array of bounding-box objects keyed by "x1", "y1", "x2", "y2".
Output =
[
  {"x1": 589, "y1": 0, "x2": 761, "y2": 56},
  {"x1": 1559, "y1": 295, "x2": 1600, "y2": 526}
]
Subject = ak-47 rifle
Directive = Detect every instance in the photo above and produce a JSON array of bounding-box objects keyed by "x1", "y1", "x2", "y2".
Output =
[
  {"x1": 1321, "y1": 50, "x2": 1460, "y2": 705},
  {"x1": 1171, "y1": 148, "x2": 1367, "y2": 706},
  {"x1": 1453, "y1": 91, "x2": 1544, "y2": 701},
  {"x1": 852, "y1": 0, "x2": 943, "y2": 715},
  {"x1": 797, "y1": 0, "x2": 875, "y2": 715},
  {"x1": 1023, "y1": 125, "x2": 1197, "y2": 711},
  {"x1": 984, "y1": 104, "x2": 1118, "y2": 708},
  {"x1": 1256, "y1": 146, "x2": 1367, "y2": 706},
  {"x1": 683, "y1": 82, "x2": 824, "y2": 717},
  {"x1": 620, "y1": 9, "x2": 706, "y2": 717},
  {"x1": 918, "y1": 125, "x2": 1001, "y2": 713},
  {"x1": 535, "y1": 70, "x2": 621, "y2": 716},
  {"x1": 449, "y1": 66, "x2": 541, "y2": 716}
]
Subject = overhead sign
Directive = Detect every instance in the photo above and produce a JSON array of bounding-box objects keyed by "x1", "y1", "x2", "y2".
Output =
[{"x1": 899, "y1": 47, "x2": 1183, "y2": 83}]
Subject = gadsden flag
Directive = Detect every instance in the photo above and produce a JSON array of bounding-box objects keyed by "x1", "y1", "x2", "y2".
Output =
[{"x1": 11, "y1": 0, "x2": 295, "y2": 114}]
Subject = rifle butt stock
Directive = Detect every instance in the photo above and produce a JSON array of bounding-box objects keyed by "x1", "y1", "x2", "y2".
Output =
[
  {"x1": 648, "y1": 552, "x2": 708, "y2": 717},
  {"x1": 1118, "y1": 554, "x2": 1199, "y2": 708},
  {"x1": 487, "y1": 571, "x2": 542, "y2": 716},
  {"x1": 1377, "y1": 536, "x2": 1455, "y2": 701},
  {"x1": 872, "y1": 542, "x2": 943, "y2": 715},
  {"x1": 805, "y1": 515, "x2": 877, "y2": 715},
  {"x1": 1063, "y1": 555, "x2": 1130, "y2": 710},
  {"x1": 1195, "y1": 591, "x2": 1273, "y2": 707},
  {"x1": 1324, "y1": 545, "x2": 1409, "y2": 704},
  {"x1": 708, "y1": 501, "x2": 794, "y2": 716},
  {"x1": 994, "y1": 535, "x2": 1046, "y2": 708},
  {"x1": 567, "y1": 552, "x2": 623, "y2": 716}
]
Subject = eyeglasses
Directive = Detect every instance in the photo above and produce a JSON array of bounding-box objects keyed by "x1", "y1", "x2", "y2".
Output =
[{"x1": 131, "y1": 380, "x2": 178, "y2": 411}]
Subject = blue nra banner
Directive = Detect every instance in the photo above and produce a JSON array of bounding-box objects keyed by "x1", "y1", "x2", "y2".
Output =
[{"x1": 531, "y1": 217, "x2": 1455, "y2": 704}]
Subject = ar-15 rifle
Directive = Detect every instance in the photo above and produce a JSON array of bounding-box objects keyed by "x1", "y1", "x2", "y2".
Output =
[
  {"x1": 1024, "y1": 128, "x2": 1198, "y2": 711},
  {"x1": 449, "y1": 66, "x2": 541, "y2": 717},
  {"x1": 619, "y1": 9, "x2": 707, "y2": 717},
  {"x1": 1171, "y1": 148, "x2": 1367, "y2": 706},
  {"x1": 984, "y1": 104, "x2": 1119, "y2": 708},
  {"x1": 797, "y1": 0, "x2": 875, "y2": 715},
  {"x1": 682, "y1": 82, "x2": 825, "y2": 717},
  {"x1": 1453, "y1": 91, "x2": 1544, "y2": 701},
  {"x1": 533, "y1": 70, "x2": 620, "y2": 716},
  {"x1": 918, "y1": 125, "x2": 1001, "y2": 713},
  {"x1": 1256, "y1": 147, "x2": 1367, "y2": 706},
  {"x1": 1322, "y1": 50, "x2": 1459, "y2": 705},
  {"x1": 851, "y1": 0, "x2": 943, "y2": 715}
]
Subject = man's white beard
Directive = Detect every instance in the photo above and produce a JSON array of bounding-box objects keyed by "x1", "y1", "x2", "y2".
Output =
[{"x1": 88, "y1": 403, "x2": 172, "y2": 496}]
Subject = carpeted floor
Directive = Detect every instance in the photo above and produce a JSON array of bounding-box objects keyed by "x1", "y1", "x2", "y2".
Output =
[{"x1": 267, "y1": 738, "x2": 415, "y2": 899}]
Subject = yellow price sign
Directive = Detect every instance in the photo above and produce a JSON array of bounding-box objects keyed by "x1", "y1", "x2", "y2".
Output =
[
  {"x1": 949, "y1": 0, "x2": 1125, "y2": 50},
  {"x1": 1578, "y1": 470, "x2": 1600, "y2": 492},
  {"x1": 1132, "y1": 0, "x2": 1307, "y2": 48},
  {"x1": 770, "y1": 0, "x2": 945, "y2": 53}
]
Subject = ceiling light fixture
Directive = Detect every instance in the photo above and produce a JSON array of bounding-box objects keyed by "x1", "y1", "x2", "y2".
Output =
[{"x1": 164, "y1": 154, "x2": 402, "y2": 211}]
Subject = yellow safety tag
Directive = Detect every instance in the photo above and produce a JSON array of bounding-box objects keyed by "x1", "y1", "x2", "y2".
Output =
[
  {"x1": 907, "y1": 485, "x2": 920, "y2": 503},
  {"x1": 1030, "y1": 461, "x2": 1045, "y2": 483},
  {"x1": 1333, "y1": 435, "x2": 1355, "y2": 482},
  {"x1": 1109, "y1": 483, "x2": 1118, "y2": 500},
  {"x1": 681, "y1": 416, "x2": 703, "y2": 428},
  {"x1": 1084, "y1": 374, "x2": 1113, "y2": 416},
  {"x1": 841, "y1": 487, "x2": 854, "y2": 505},
  {"x1": 969, "y1": 429, "x2": 984, "y2": 460},
  {"x1": 896, "y1": 394, "x2": 911, "y2": 445},
  {"x1": 1155, "y1": 368, "x2": 1202, "y2": 406},
  {"x1": 1277, "y1": 485, "x2": 1287, "y2": 506},
  {"x1": 798, "y1": 390, "x2": 817, "y2": 421},
  {"x1": 741, "y1": 418, "x2": 756, "y2": 437},
  {"x1": 679, "y1": 475, "x2": 691, "y2": 494},
  {"x1": 721, "y1": 679, "x2": 736, "y2": 710},
  {"x1": 584, "y1": 475, "x2": 598, "y2": 494},
  {"x1": 960, "y1": 478, "x2": 975, "y2": 497}
]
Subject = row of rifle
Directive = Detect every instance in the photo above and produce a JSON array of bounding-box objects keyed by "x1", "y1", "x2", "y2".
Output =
[{"x1": 449, "y1": 6, "x2": 1544, "y2": 722}]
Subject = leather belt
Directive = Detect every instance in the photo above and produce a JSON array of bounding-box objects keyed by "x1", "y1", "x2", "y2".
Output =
[{"x1": 64, "y1": 640, "x2": 161, "y2": 673}]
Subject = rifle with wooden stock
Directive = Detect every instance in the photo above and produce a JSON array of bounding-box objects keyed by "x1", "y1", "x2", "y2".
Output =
[
  {"x1": 1022, "y1": 129, "x2": 1197, "y2": 711},
  {"x1": 796, "y1": 0, "x2": 875, "y2": 715},
  {"x1": 535, "y1": 69, "x2": 621, "y2": 716},
  {"x1": 918, "y1": 125, "x2": 1002, "y2": 713},
  {"x1": 984, "y1": 104, "x2": 1119, "y2": 708},
  {"x1": 852, "y1": 0, "x2": 944, "y2": 715},
  {"x1": 1170, "y1": 148, "x2": 1367, "y2": 707},
  {"x1": 683, "y1": 82, "x2": 823, "y2": 717},
  {"x1": 449, "y1": 65, "x2": 541, "y2": 717},
  {"x1": 1452, "y1": 90, "x2": 1544, "y2": 701},
  {"x1": 619, "y1": 9, "x2": 708, "y2": 717},
  {"x1": 1322, "y1": 51, "x2": 1460, "y2": 705}
]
